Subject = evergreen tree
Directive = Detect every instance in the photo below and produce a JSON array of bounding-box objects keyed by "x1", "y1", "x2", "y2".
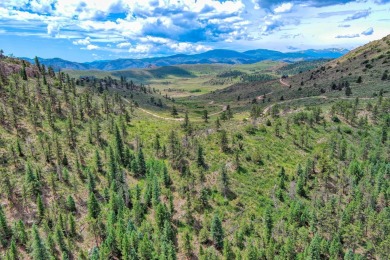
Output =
[
  {"x1": 264, "y1": 207, "x2": 273, "y2": 242},
  {"x1": 55, "y1": 223, "x2": 67, "y2": 254},
  {"x1": 93, "y1": 149, "x2": 103, "y2": 174},
  {"x1": 171, "y1": 106, "x2": 178, "y2": 117},
  {"x1": 114, "y1": 124, "x2": 125, "y2": 164},
  {"x1": 202, "y1": 110, "x2": 209, "y2": 123},
  {"x1": 215, "y1": 118, "x2": 221, "y2": 130},
  {"x1": 8, "y1": 238, "x2": 18, "y2": 260},
  {"x1": 278, "y1": 167, "x2": 286, "y2": 190},
  {"x1": 182, "y1": 231, "x2": 192, "y2": 257},
  {"x1": 223, "y1": 239, "x2": 234, "y2": 260},
  {"x1": 211, "y1": 215, "x2": 224, "y2": 250},
  {"x1": 220, "y1": 130, "x2": 229, "y2": 152},
  {"x1": 34, "y1": 56, "x2": 41, "y2": 72},
  {"x1": 345, "y1": 85, "x2": 352, "y2": 96},
  {"x1": 182, "y1": 111, "x2": 192, "y2": 134},
  {"x1": 381, "y1": 126, "x2": 387, "y2": 144},
  {"x1": 20, "y1": 61, "x2": 27, "y2": 80},
  {"x1": 220, "y1": 166, "x2": 229, "y2": 198},
  {"x1": 66, "y1": 195, "x2": 76, "y2": 213},
  {"x1": 87, "y1": 191, "x2": 100, "y2": 219},
  {"x1": 36, "y1": 195, "x2": 45, "y2": 221},
  {"x1": 197, "y1": 146, "x2": 206, "y2": 168},
  {"x1": 31, "y1": 225, "x2": 49, "y2": 260},
  {"x1": 0, "y1": 204, "x2": 11, "y2": 246},
  {"x1": 329, "y1": 234, "x2": 342, "y2": 260},
  {"x1": 137, "y1": 148, "x2": 146, "y2": 177},
  {"x1": 307, "y1": 234, "x2": 321, "y2": 260}
]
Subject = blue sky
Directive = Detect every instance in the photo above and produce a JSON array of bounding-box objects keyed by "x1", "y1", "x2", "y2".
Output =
[{"x1": 0, "y1": 0, "x2": 389, "y2": 62}]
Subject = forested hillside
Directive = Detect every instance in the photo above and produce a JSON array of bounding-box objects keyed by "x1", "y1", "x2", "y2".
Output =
[{"x1": 0, "y1": 49, "x2": 389, "y2": 260}]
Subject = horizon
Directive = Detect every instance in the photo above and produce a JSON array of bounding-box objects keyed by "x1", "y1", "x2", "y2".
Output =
[
  {"x1": 0, "y1": 0, "x2": 389, "y2": 62},
  {"x1": 21, "y1": 46, "x2": 352, "y2": 63}
]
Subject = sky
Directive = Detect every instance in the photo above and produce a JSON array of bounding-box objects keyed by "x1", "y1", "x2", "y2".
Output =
[{"x1": 0, "y1": 0, "x2": 389, "y2": 62}]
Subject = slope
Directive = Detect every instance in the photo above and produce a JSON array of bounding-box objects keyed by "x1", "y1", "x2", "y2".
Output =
[{"x1": 0, "y1": 52, "x2": 389, "y2": 260}]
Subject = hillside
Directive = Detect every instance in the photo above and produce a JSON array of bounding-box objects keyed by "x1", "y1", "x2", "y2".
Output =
[
  {"x1": 21, "y1": 48, "x2": 348, "y2": 71},
  {"x1": 0, "y1": 46, "x2": 389, "y2": 260},
  {"x1": 194, "y1": 35, "x2": 390, "y2": 109}
]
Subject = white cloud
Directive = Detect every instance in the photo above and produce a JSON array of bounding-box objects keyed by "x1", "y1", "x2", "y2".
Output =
[
  {"x1": 169, "y1": 42, "x2": 212, "y2": 53},
  {"x1": 274, "y1": 3, "x2": 293, "y2": 13},
  {"x1": 73, "y1": 37, "x2": 91, "y2": 45},
  {"x1": 128, "y1": 44, "x2": 152, "y2": 54},
  {"x1": 47, "y1": 22, "x2": 61, "y2": 37},
  {"x1": 84, "y1": 44, "x2": 99, "y2": 50},
  {"x1": 116, "y1": 42, "x2": 131, "y2": 48}
]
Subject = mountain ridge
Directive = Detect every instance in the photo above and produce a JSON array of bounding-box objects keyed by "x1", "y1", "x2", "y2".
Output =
[{"x1": 21, "y1": 48, "x2": 349, "y2": 71}]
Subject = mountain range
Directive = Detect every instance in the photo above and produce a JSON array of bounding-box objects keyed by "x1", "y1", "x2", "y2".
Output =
[{"x1": 21, "y1": 48, "x2": 349, "y2": 71}]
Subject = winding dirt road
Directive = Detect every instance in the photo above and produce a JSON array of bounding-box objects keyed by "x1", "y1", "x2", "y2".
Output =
[
  {"x1": 280, "y1": 78, "x2": 290, "y2": 87},
  {"x1": 123, "y1": 98, "x2": 227, "y2": 122}
]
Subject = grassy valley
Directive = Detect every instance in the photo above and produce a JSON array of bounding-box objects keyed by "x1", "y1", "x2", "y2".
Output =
[{"x1": 0, "y1": 36, "x2": 389, "y2": 260}]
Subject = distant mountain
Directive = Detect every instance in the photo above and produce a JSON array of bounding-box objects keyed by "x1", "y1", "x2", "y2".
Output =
[
  {"x1": 22, "y1": 48, "x2": 349, "y2": 71},
  {"x1": 198, "y1": 34, "x2": 390, "y2": 103}
]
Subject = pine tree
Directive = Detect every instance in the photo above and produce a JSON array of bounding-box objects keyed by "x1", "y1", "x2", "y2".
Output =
[
  {"x1": 66, "y1": 195, "x2": 76, "y2": 213},
  {"x1": 220, "y1": 130, "x2": 229, "y2": 152},
  {"x1": 223, "y1": 239, "x2": 234, "y2": 260},
  {"x1": 264, "y1": 207, "x2": 273, "y2": 242},
  {"x1": 307, "y1": 234, "x2": 321, "y2": 260},
  {"x1": 137, "y1": 148, "x2": 146, "y2": 177},
  {"x1": 88, "y1": 171, "x2": 96, "y2": 193},
  {"x1": 182, "y1": 111, "x2": 191, "y2": 134},
  {"x1": 203, "y1": 110, "x2": 209, "y2": 122},
  {"x1": 14, "y1": 220, "x2": 27, "y2": 246},
  {"x1": 36, "y1": 195, "x2": 45, "y2": 221},
  {"x1": 154, "y1": 133, "x2": 161, "y2": 156},
  {"x1": 329, "y1": 234, "x2": 342, "y2": 260},
  {"x1": 31, "y1": 225, "x2": 49, "y2": 260},
  {"x1": 8, "y1": 238, "x2": 18, "y2": 260},
  {"x1": 211, "y1": 215, "x2": 224, "y2": 250},
  {"x1": 278, "y1": 167, "x2": 286, "y2": 190},
  {"x1": 220, "y1": 166, "x2": 229, "y2": 198},
  {"x1": 182, "y1": 231, "x2": 192, "y2": 257},
  {"x1": 381, "y1": 126, "x2": 387, "y2": 144},
  {"x1": 215, "y1": 118, "x2": 221, "y2": 130},
  {"x1": 345, "y1": 85, "x2": 352, "y2": 96},
  {"x1": 114, "y1": 124, "x2": 125, "y2": 164},
  {"x1": 34, "y1": 56, "x2": 41, "y2": 72},
  {"x1": 16, "y1": 139, "x2": 24, "y2": 157},
  {"x1": 20, "y1": 61, "x2": 28, "y2": 80},
  {"x1": 87, "y1": 191, "x2": 100, "y2": 219},
  {"x1": 93, "y1": 149, "x2": 103, "y2": 174},
  {"x1": 0, "y1": 204, "x2": 11, "y2": 246},
  {"x1": 297, "y1": 176, "x2": 305, "y2": 197},
  {"x1": 171, "y1": 106, "x2": 178, "y2": 117},
  {"x1": 197, "y1": 146, "x2": 206, "y2": 168},
  {"x1": 55, "y1": 223, "x2": 67, "y2": 254}
]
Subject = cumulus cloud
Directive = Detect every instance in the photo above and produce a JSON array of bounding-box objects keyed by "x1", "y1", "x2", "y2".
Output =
[
  {"x1": 169, "y1": 42, "x2": 212, "y2": 53},
  {"x1": 361, "y1": 27, "x2": 374, "y2": 35},
  {"x1": 128, "y1": 45, "x2": 152, "y2": 54},
  {"x1": 85, "y1": 44, "x2": 99, "y2": 50},
  {"x1": 73, "y1": 37, "x2": 91, "y2": 46},
  {"x1": 1, "y1": 0, "x2": 390, "y2": 58},
  {"x1": 47, "y1": 22, "x2": 60, "y2": 37},
  {"x1": 274, "y1": 3, "x2": 294, "y2": 13}
]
